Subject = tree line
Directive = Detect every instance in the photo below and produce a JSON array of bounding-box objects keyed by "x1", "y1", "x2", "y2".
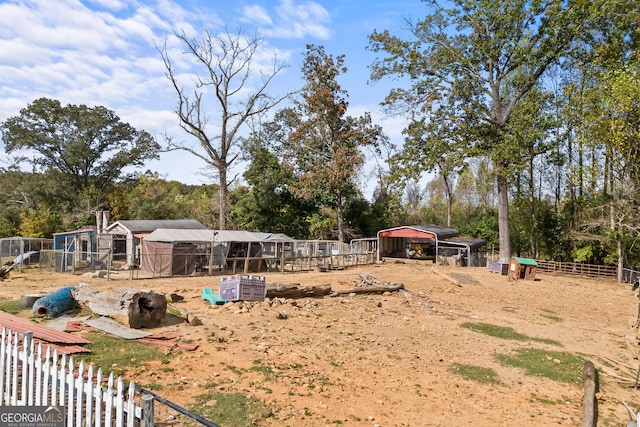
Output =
[{"x1": 1, "y1": 0, "x2": 638, "y2": 270}]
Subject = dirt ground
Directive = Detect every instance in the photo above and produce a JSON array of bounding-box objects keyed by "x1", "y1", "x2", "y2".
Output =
[{"x1": 1, "y1": 260, "x2": 640, "y2": 427}]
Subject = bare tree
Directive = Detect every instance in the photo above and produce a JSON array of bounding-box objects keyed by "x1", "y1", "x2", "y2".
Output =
[{"x1": 160, "y1": 29, "x2": 290, "y2": 229}]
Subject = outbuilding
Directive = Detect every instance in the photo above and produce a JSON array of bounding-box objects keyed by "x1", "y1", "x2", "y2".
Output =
[
  {"x1": 141, "y1": 229, "x2": 294, "y2": 276},
  {"x1": 98, "y1": 219, "x2": 207, "y2": 267},
  {"x1": 376, "y1": 224, "x2": 487, "y2": 267},
  {"x1": 508, "y1": 257, "x2": 538, "y2": 280},
  {"x1": 53, "y1": 228, "x2": 96, "y2": 272}
]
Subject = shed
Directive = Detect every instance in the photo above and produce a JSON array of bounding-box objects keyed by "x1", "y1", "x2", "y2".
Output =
[
  {"x1": 52, "y1": 228, "x2": 96, "y2": 271},
  {"x1": 377, "y1": 225, "x2": 459, "y2": 262},
  {"x1": 141, "y1": 229, "x2": 292, "y2": 276},
  {"x1": 508, "y1": 257, "x2": 538, "y2": 280},
  {"x1": 377, "y1": 225, "x2": 487, "y2": 267},
  {"x1": 438, "y1": 236, "x2": 488, "y2": 267},
  {"x1": 99, "y1": 219, "x2": 207, "y2": 267}
]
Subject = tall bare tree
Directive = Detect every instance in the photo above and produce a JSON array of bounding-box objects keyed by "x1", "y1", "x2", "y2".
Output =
[{"x1": 160, "y1": 29, "x2": 289, "y2": 229}]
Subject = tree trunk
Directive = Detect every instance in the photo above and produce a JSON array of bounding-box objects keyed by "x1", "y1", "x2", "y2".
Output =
[
  {"x1": 128, "y1": 291, "x2": 168, "y2": 329},
  {"x1": 528, "y1": 156, "x2": 537, "y2": 258},
  {"x1": 336, "y1": 191, "x2": 345, "y2": 243},
  {"x1": 497, "y1": 165, "x2": 511, "y2": 262},
  {"x1": 617, "y1": 237, "x2": 624, "y2": 283},
  {"x1": 75, "y1": 287, "x2": 167, "y2": 328},
  {"x1": 219, "y1": 167, "x2": 228, "y2": 230},
  {"x1": 442, "y1": 169, "x2": 453, "y2": 228},
  {"x1": 0, "y1": 262, "x2": 14, "y2": 280}
]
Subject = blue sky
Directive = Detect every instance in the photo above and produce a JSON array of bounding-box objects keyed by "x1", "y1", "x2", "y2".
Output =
[{"x1": 0, "y1": 0, "x2": 427, "y2": 197}]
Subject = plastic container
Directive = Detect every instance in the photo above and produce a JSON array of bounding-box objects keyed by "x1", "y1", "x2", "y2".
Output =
[{"x1": 219, "y1": 274, "x2": 266, "y2": 302}]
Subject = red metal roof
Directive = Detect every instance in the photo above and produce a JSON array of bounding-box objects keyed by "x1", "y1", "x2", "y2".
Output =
[
  {"x1": 377, "y1": 225, "x2": 459, "y2": 240},
  {"x1": 0, "y1": 311, "x2": 91, "y2": 344},
  {"x1": 1, "y1": 313, "x2": 92, "y2": 354},
  {"x1": 379, "y1": 228, "x2": 437, "y2": 239}
]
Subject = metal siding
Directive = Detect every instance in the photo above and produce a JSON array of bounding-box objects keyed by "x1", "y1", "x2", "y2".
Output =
[{"x1": 0, "y1": 311, "x2": 91, "y2": 344}]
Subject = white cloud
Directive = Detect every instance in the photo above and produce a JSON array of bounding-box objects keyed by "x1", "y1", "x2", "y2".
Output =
[
  {"x1": 241, "y1": 0, "x2": 331, "y2": 40},
  {"x1": 242, "y1": 5, "x2": 273, "y2": 26},
  {"x1": 0, "y1": 0, "x2": 407, "y2": 189}
]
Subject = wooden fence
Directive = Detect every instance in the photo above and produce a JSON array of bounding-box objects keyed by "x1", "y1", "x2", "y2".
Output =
[
  {"x1": 0, "y1": 328, "x2": 152, "y2": 427},
  {"x1": 535, "y1": 260, "x2": 618, "y2": 279}
]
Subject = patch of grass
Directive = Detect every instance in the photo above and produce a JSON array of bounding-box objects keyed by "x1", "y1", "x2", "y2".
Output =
[
  {"x1": 461, "y1": 322, "x2": 529, "y2": 340},
  {"x1": 539, "y1": 309, "x2": 562, "y2": 321},
  {"x1": 495, "y1": 348, "x2": 585, "y2": 384},
  {"x1": 166, "y1": 307, "x2": 182, "y2": 318},
  {"x1": 189, "y1": 392, "x2": 271, "y2": 427},
  {"x1": 533, "y1": 396, "x2": 561, "y2": 405},
  {"x1": 223, "y1": 364, "x2": 244, "y2": 375},
  {"x1": 449, "y1": 363, "x2": 500, "y2": 385},
  {"x1": 80, "y1": 331, "x2": 169, "y2": 375},
  {"x1": 461, "y1": 322, "x2": 562, "y2": 346},
  {"x1": 145, "y1": 383, "x2": 163, "y2": 391},
  {"x1": 532, "y1": 337, "x2": 563, "y2": 346},
  {"x1": 250, "y1": 361, "x2": 274, "y2": 377},
  {"x1": 0, "y1": 298, "x2": 23, "y2": 314}
]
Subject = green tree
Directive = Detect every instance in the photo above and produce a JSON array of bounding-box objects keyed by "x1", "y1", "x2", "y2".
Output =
[
  {"x1": 1, "y1": 98, "x2": 159, "y2": 213},
  {"x1": 579, "y1": 65, "x2": 640, "y2": 278},
  {"x1": 122, "y1": 175, "x2": 193, "y2": 220},
  {"x1": 369, "y1": 0, "x2": 594, "y2": 261},
  {"x1": 397, "y1": 111, "x2": 466, "y2": 227},
  {"x1": 160, "y1": 29, "x2": 290, "y2": 230},
  {"x1": 506, "y1": 87, "x2": 555, "y2": 258},
  {"x1": 229, "y1": 140, "x2": 315, "y2": 238},
  {"x1": 276, "y1": 45, "x2": 386, "y2": 243},
  {"x1": 18, "y1": 208, "x2": 61, "y2": 238},
  {"x1": 108, "y1": 174, "x2": 220, "y2": 226}
]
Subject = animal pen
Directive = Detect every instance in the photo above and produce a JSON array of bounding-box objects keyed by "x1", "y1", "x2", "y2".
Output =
[
  {"x1": 0, "y1": 237, "x2": 53, "y2": 271},
  {"x1": 136, "y1": 228, "x2": 376, "y2": 277}
]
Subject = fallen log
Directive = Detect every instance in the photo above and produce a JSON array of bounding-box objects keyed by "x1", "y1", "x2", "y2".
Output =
[
  {"x1": 330, "y1": 282, "x2": 404, "y2": 297},
  {"x1": 266, "y1": 283, "x2": 332, "y2": 299},
  {"x1": 75, "y1": 286, "x2": 167, "y2": 329}
]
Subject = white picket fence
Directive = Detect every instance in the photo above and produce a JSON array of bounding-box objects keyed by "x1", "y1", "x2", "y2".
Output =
[{"x1": 0, "y1": 328, "x2": 153, "y2": 427}]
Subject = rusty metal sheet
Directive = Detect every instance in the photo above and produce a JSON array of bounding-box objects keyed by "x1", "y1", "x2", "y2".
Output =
[{"x1": 0, "y1": 311, "x2": 91, "y2": 344}]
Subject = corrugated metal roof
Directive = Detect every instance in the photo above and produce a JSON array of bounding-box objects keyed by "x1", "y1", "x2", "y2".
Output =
[
  {"x1": 0, "y1": 312, "x2": 91, "y2": 344},
  {"x1": 251, "y1": 232, "x2": 295, "y2": 242},
  {"x1": 440, "y1": 236, "x2": 487, "y2": 249},
  {"x1": 144, "y1": 229, "x2": 263, "y2": 243},
  {"x1": 105, "y1": 219, "x2": 207, "y2": 233},
  {"x1": 0, "y1": 311, "x2": 92, "y2": 354},
  {"x1": 378, "y1": 224, "x2": 459, "y2": 239}
]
